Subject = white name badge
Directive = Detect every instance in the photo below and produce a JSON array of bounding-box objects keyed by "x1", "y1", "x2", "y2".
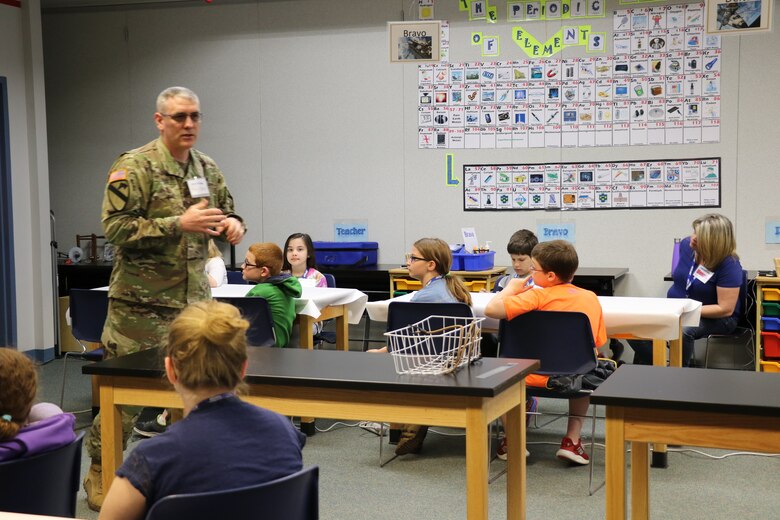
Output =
[
  {"x1": 187, "y1": 177, "x2": 210, "y2": 198},
  {"x1": 693, "y1": 265, "x2": 714, "y2": 284}
]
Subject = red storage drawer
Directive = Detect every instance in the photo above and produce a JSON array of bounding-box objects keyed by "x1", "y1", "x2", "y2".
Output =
[{"x1": 761, "y1": 331, "x2": 780, "y2": 358}]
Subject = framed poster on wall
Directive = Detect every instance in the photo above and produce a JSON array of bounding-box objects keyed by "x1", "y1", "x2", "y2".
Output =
[
  {"x1": 706, "y1": 0, "x2": 772, "y2": 33},
  {"x1": 388, "y1": 21, "x2": 441, "y2": 63}
]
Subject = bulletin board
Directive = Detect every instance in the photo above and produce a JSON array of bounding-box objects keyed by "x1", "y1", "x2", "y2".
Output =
[
  {"x1": 418, "y1": 2, "x2": 720, "y2": 149},
  {"x1": 463, "y1": 157, "x2": 721, "y2": 211}
]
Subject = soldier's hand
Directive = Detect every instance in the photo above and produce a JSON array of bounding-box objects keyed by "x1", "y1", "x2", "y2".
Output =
[
  {"x1": 218, "y1": 217, "x2": 245, "y2": 245},
  {"x1": 180, "y1": 199, "x2": 225, "y2": 236}
]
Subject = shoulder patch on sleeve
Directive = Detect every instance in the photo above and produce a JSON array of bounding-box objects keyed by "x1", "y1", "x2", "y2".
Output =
[
  {"x1": 108, "y1": 169, "x2": 127, "y2": 182},
  {"x1": 107, "y1": 180, "x2": 130, "y2": 211}
]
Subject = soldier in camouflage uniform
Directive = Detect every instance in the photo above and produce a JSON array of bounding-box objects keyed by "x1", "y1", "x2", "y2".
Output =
[{"x1": 84, "y1": 86, "x2": 245, "y2": 511}]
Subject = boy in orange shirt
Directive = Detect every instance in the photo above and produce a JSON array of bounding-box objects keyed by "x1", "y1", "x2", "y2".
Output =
[{"x1": 485, "y1": 240, "x2": 606, "y2": 465}]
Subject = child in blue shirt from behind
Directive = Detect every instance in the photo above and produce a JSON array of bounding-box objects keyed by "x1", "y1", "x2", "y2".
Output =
[{"x1": 371, "y1": 238, "x2": 472, "y2": 455}]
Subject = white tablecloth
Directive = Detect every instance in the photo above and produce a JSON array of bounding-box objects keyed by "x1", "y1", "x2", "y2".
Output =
[
  {"x1": 92, "y1": 285, "x2": 369, "y2": 325},
  {"x1": 212, "y1": 285, "x2": 368, "y2": 324},
  {"x1": 366, "y1": 292, "x2": 702, "y2": 341}
]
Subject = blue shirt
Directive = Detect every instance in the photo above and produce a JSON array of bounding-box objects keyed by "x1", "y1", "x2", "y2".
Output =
[
  {"x1": 667, "y1": 236, "x2": 742, "y2": 317},
  {"x1": 410, "y1": 277, "x2": 458, "y2": 303},
  {"x1": 117, "y1": 394, "x2": 305, "y2": 509}
]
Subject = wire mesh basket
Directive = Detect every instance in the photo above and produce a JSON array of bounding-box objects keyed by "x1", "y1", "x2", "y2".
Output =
[{"x1": 384, "y1": 315, "x2": 484, "y2": 375}]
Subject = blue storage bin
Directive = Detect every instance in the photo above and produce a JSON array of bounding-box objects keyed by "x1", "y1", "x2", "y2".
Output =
[
  {"x1": 453, "y1": 251, "x2": 495, "y2": 271},
  {"x1": 451, "y1": 253, "x2": 464, "y2": 271},
  {"x1": 761, "y1": 316, "x2": 780, "y2": 332},
  {"x1": 312, "y1": 241, "x2": 378, "y2": 267}
]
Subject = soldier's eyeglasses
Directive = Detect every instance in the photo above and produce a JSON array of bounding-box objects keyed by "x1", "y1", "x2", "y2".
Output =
[{"x1": 161, "y1": 112, "x2": 203, "y2": 124}]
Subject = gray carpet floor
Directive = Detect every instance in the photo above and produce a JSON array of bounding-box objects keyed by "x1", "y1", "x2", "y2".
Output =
[{"x1": 37, "y1": 322, "x2": 779, "y2": 519}]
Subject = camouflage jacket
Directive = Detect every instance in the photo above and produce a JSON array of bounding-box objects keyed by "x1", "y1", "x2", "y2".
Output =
[{"x1": 101, "y1": 138, "x2": 242, "y2": 308}]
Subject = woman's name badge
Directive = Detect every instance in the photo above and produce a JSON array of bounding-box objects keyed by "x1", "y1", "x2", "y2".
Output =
[
  {"x1": 187, "y1": 177, "x2": 210, "y2": 198},
  {"x1": 693, "y1": 265, "x2": 714, "y2": 284}
]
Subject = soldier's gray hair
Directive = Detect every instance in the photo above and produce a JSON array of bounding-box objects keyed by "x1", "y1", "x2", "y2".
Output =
[{"x1": 156, "y1": 86, "x2": 200, "y2": 112}]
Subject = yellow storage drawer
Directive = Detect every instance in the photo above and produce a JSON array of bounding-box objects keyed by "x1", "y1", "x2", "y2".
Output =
[
  {"x1": 463, "y1": 280, "x2": 488, "y2": 292},
  {"x1": 761, "y1": 287, "x2": 780, "y2": 302},
  {"x1": 394, "y1": 279, "x2": 422, "y2": 291},
  {"x1": 759, "y1": 360, "x2": 780, "y2": 372}
]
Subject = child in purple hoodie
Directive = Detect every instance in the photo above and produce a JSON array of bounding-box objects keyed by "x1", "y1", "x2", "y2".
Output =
[{"x1": 0, "y1": 348, "x2": 76, "y2": 462}]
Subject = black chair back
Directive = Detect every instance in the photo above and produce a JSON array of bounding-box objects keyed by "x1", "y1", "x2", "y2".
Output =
[
  {"x1": 387, "y1": 302, "x2": 473, "y2": 332},
  {"x1": 0, "y1": 432, "x2": 85, "y2": 517},
  {"x1": 70, "y1": 288, "x2": 108, "y2": 344},
  {"x1": 226, "y1": 271, "x2": 246, "y2": 284},
  {"x1": 145, "y1": 465, "x2": 319, "y2": 520},
  {"x1": 216, "y1": 297, "x2": 276, "y2": 347},
  {"x1": 387, "y1": 302, "x2": 474, "y2": 354},
  {"x1": 498, "y1": 310, "x2": 597, "y2": 375},
  {"x1": 323, "y1": 273, "x2": 336, "y2": 288}
]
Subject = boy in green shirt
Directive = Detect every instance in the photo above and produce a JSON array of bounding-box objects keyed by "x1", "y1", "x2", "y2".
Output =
[{"x1": 242, "y1": 242, "x2": 302, "y2": 347}]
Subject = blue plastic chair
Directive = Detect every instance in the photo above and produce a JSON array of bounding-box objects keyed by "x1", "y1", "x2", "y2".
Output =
[
  {"x1": 0, "y1": 432, "x2": 85, "y2": 517},
  {"x1": 226, "y1": 270, "x2": 246, "y2": 284},
  {"x1": 215, "y1": 296, "x2": 276, "y2": 347},
  {"x1": 386, "y1": 301, "x2": 475, "y2": 363},
  {"x1": 380, "y1": 301, "x2": 474, "y2": 463},
  {"x1": 498, "y1": 310, "x2": 599, "y2": 493},
  {"x1": 387, "y1": 301, "x2": 474, "y2": 339},
  {"x1": 323, "y1": 273, "x2": 336, "y2": 288},
  {"x1": 145, "y1": 465, "x2": 319, "y2": 520},
  {"x1": 61, "y1": 289, "x2": 107, "y2": 410}
]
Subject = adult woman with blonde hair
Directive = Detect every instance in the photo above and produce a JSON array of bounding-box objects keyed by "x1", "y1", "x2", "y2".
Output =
[
  {"x1": 630, "y1": 213, "x2": 743, "y2": 367},
  {"x1": 100, "y1": 301, "x2": 305, "y2": 520}
]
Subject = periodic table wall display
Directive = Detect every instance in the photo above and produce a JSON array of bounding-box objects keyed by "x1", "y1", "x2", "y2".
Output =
[
  {"x1": 418, "y1": 2, "x2": 720, "y2": 149},
  {"x1": 463, "y1": 157, "x2": 720, "y2": 211}
]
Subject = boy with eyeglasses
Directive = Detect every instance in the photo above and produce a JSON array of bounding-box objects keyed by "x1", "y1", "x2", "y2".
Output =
[
  {"x1": 485, "y1": 240, "x2": 606, "y2": 465},
  {"x1": 243, "y1": 242, "x2": 302, "y2": 348}
]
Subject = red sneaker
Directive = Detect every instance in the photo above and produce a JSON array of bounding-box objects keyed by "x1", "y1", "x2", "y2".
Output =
[
  {"x1": 556, "y1": 437, "x2": 589, "y2": 465},
  {"x1": 497, "y1": 437, "x2": 508, "y2": 460},
  {"x1": 496, "y1": 436, "x2": 529, "y2": 461}
]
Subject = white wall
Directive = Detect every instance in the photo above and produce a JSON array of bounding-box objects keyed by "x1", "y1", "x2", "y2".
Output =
[
  {"x1": 42, "y1": 0, "x2": 780, "y2": 304},
  {"x1": 1, "y1": 0, "x2": 55, "y2": 357}
]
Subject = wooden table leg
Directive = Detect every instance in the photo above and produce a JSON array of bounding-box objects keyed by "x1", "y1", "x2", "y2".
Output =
[
  {"x1": 668, "y1": 317, "x2": 683, "y2": 368},
  {"x1": 335, "y1": 305, "x2": 349, "y2": 351},
  {"x1": 651, "y1": 339, "x2": 666, "y2": 366},
  {"x1": 630, "y1": 441, "x2": 650, "y2": 520},
  {"x1": 298, "y1": 315, "x2": 315, "y2": 350},
  {"x1": 605, "y1": 406, "x2": 626, "y2": 520},
  {"x1": 650, "y1": 339, "x2": 668, "y2": 466},
  {"x1": 465, "y1": 403, "x2": 490, "y2": 520},
  {"x1": 505, "y1": 387, "x2": 526, "y2": 520},
  {"x1": 99, "y1": 379, "x2": 122, "y2": 494}
]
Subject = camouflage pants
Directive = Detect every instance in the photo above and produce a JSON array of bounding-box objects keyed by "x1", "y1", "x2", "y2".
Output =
[{"x1": 85, "y1": 298, "x2": 181, "y2": 463}]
